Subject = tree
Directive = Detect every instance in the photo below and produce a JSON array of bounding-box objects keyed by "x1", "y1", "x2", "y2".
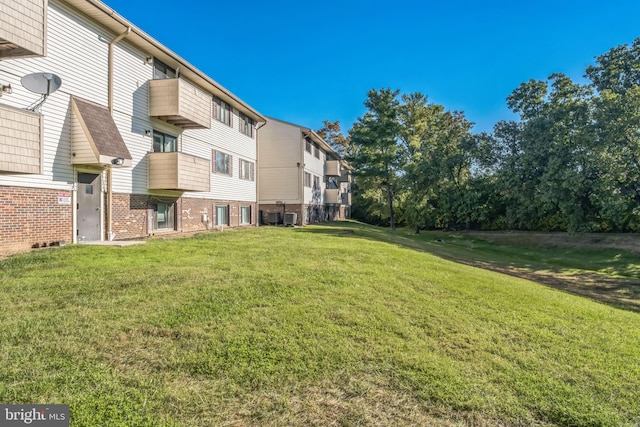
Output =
[
  {"x1": 502, "y1": 74, "x2": 597, "y2": 231},
  {"x1": 316, "y1": 120, "x2": 350, "y2": 157},
  {"x1": 397, "y1": 92, "x2": 437, "y2": 233},
  {"x1": 348, "y1": 88, "x2": 402, "y2": 229}
]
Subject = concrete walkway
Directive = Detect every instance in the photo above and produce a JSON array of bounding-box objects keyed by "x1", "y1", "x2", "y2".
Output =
[{"x1": 80, "y1": 240, "x2": 146, "y2": 247}]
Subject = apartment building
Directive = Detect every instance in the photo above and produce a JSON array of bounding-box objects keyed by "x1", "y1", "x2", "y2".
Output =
[
  {"x1": 258, "y1": 118, "x2": 352, "y2": 226},
  {"x1": 0, "y1": 0, "x2": 265, "y2": 254}
]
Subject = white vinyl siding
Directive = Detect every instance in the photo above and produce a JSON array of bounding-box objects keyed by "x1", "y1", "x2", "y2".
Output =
[
  {"x1": 257, "y1": 119, "x2": 303, "y2": 203},
  {"x1": 0, "y1": 0, "x2": 259, "y2": 206}
]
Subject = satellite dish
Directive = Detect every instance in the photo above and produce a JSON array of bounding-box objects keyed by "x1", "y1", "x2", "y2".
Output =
[
  {"x1": 21, "y1": 72, "x2": 62, "y2": 95},
  {"x1": 20, "y1": 72, "x2": 62, "y2": 112}
]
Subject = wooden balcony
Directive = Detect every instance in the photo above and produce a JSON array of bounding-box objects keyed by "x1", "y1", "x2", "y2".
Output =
[
  {"x1": 148, "y1": 78, "x2": 211, "y2": 129},
  {"x1": 0, "y1": 0, "x2": 46, "y2": 59},
  {"x1": 0, "y1": 104, "x2": 43, "y2": 174},
  {"x1": 325, "y1": 160, "x2": 341, "y2": 177},
  {"x1": 325, "y1": 188, "x2": 341, "y2": 204},
  {"x1": 148, "y1": 152, "x2": 210, "y2": 192}
]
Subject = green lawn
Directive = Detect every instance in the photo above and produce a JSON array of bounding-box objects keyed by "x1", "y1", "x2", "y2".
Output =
[{"x1": 1, "y1": 222, "x2": 639, "y2": 426}]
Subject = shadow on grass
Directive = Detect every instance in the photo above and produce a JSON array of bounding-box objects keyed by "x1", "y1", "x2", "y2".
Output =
[{"x1": 297, "y1": 221, "x2": 640, "y2": 314}]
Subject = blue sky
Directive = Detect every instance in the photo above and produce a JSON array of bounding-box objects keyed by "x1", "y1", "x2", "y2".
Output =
[{"x1": 103, "y1": 0, "x2": 640, "y2": 134}]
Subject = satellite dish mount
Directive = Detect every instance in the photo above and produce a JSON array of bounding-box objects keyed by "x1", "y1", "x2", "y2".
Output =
[{"x1": 21, "y1": 72, "x2": 62, "y2": 112}]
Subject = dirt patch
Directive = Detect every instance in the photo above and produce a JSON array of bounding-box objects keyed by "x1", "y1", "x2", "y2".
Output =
[
  {"x1": 460, "y1": 259, "x2": 640, "y2": 313},
  {"x1": 466, "y1": 231, "x2": 640, "y2": 255}
]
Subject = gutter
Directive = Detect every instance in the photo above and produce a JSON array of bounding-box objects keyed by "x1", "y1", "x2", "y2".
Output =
[
  {"x1": 78, "y1": 0, "x2": 266, "y2": 123},
  {"x1": 106, "y1": 26, "x2": 131, "y2": 241},
  {"x1": 255, "y1": 121, "x2": 268, "y2": 226}
]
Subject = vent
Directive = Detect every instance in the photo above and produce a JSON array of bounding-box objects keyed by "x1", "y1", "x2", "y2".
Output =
[{"x1": 283, "y1": 212, "x2": 297, "y2": 226}]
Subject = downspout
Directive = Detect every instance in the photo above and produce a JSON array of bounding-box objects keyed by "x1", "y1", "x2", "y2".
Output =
[
  {"x1": 300, "y1": 133, "x2": 307, "y2": 224},
  {"x1": 255, "y1": 120, "x2": 267, "y2": 226},
  {"x1": 106, "y1": 26, "x2": 131, "y2": 240}
]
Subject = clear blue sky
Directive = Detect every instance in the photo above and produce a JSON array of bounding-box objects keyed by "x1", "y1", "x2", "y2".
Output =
[{"x1": 103, "y1": 0, "x2": 640, "y2": 134}]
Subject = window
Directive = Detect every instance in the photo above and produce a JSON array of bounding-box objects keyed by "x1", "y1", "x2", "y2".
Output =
[
  {"x1": 305, "y1": 138, "x2": 312, "y2": 153},
  {"x1": 213, "y1": 150, "x2": 232, "y2": 175},
  {"x1": 239, "y1": 113, "x2": 254, "y2": 137},
  {"x1": 240, "y1": 206, "x2": 251, "y2": 224},
  {"x1": 216, "y1": 205, "x2": 229, "y2": 226},
  {"x1": 313, "y1": 175, "x2": 320, "y2": 189},
  {"x1": 153, "y1": 131, "x2": 177, "y2": 152},
  {"x1": 213, "y1": 97, "x2": 232, "y2": 126},
  {"x1": 304, "y1": 172, "x2": 311, "y2": 188},
  {"x1": 240, "y1": 159, "x2": 254, "y2": 181},
  {"x1": 152, "y1": 202, "x2": 175, "y2": 230},
  {"x1": 153, "y1": 58, "x2": 175, "y2": 80},
  {"x1": 314, "y1": 144, "x2": 320, "y2": 159}
]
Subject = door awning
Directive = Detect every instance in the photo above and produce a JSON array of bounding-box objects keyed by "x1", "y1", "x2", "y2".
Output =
[{"x1": 70, "y1": 96, "x2": 132, "y2": 167}]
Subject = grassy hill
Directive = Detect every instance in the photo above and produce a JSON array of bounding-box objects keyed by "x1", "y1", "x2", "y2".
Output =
[{"x1": 1, "y1": 222, "x2": 639, "y2": 426}]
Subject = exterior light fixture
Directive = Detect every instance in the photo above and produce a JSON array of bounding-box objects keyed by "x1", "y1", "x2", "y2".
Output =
[
  {"x1": 0, "y1": 84, "x2": 12, "y2": 95},
  {"x1": 111, "y1": 157, "x2": 124, "y2": 166}
]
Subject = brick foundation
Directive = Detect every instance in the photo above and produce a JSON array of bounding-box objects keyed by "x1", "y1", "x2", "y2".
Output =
[
  {"x1": 0, "y1": 187, "x2": 260, "y2": 256},
  {"x1": 111, "y1": 194, "x2": 150, "y2": 240},
  {"x1": 0, "y1": 185, "x2": 73, "y2": 254},
  {"x1": 181, "y1": 197, "x2": 256, "y2": 231},
  {"x1": 111, "y1": 193, "x2": 256, "y2": 239}
]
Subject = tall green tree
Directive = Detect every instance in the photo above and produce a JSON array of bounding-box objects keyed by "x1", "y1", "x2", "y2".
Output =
[
  {"x1": 348, "y1": 89, "x2": 402, "y2": 229},
  {"x1": 503, "y1": 74, "x2": 597, "y2": 231},
  {"x1": 397, "y1": 92, "x2": 438, "y2": 233},
  {"x1": 587, "y1": 38, "x2": 640, "y2": 230}
]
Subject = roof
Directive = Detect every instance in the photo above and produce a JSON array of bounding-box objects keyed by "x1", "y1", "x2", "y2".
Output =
[
  {"x1": 71, "y1": 95, "x2": 132, "y2": 163},
  {"x1": 60, "y1": 0, "x2": 266, "y2": 124},
  {"x1": 265, "y1": 116, "x2": 342, "y2": 160}
]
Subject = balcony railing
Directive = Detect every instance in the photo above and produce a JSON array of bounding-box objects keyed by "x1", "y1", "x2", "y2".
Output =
[
  {"x1": 325, "y1": 160, "x2": 341, "y2": 177},
  {"x1": 148, "y1": 151, "x2": 210, "y2": 192},
  {"x1": 339, "y1": 169, "x2": 352, "y2": 182},
  {"x1": 0, "y1": 104, "x2": 42, "y2": 174},
  {"x1": 325, "y1": 188, "x2": 341, "y2": 204},
  {"x1": 148, "y1": 78, "x2": 211, "y2": 129}
]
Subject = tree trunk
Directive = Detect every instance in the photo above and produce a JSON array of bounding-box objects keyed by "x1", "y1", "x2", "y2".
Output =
[{"x1": 387, "y1": 186, "x2": 396, "y2": 230}]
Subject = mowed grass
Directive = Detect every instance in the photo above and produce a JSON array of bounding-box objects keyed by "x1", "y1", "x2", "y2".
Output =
[{"x1": 1, "y1": 222, "x2": 639, "y2": 426}]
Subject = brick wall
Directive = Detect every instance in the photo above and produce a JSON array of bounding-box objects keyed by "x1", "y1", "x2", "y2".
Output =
[
  {"x1": 112, "y1": 194, "x2": 256, "y2": 239},
  {"x1": 111, "y1": 193, "x2": 149, "y2": 240},
  {"x1": 182, "y1": 197, "x2": 256, "y2": 230},
  {"x1": 0, "y1": 189, "x2": 256, "y2": 256},
  {"x1": 0, "y1": 186, "x2": 72, "y2": 253}
]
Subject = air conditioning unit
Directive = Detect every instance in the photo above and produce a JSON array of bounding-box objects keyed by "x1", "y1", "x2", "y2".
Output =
[
  {"x1": 267, "y1": 211, "x2": 281, "y2": 225},
  {"x1": 283, "y1": 212, "x2": 297, "y2": 226}
]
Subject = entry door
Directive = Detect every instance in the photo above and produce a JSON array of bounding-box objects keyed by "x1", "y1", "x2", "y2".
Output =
[{"x1": 77, "y1": 173, "x2": 102, "y2": 242}]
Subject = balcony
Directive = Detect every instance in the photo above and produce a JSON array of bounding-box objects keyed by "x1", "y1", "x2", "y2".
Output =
[
  {"x1": 339, "y1": 169, "x2": 352, "y2": 182},
  {"x1": 148, "y1": 78, "x2": 211, "y2": 129},
  {"x1": 148, "y1": 152, "x2": 211, "y2": 192},
  {"x1": 0, "y1": 104, "x2": 42, "y2": 174},
  {"x1": 325, "y1": 188, "x2": 341, "y2": 204},
  {"x1": 0, "y1": 0, "x2": 46, "y2": 59},
  {"x1": 325, "y1": 160, "x2": 341, "y2": 177}
]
